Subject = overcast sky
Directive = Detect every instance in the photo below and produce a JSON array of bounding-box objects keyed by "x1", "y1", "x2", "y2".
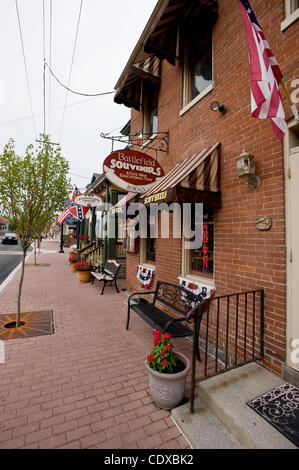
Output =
[{"x1": 0, "y1": 0, "x2": 157, "y2": 191}]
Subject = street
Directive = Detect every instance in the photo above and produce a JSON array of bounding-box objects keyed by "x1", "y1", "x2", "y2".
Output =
[{"x1": 0, "y1": 242, "x2": 32, "y2": 285}]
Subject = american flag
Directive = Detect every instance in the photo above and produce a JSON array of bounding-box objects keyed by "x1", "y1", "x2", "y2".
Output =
[
  {"x1": 58, "y1": 207, "x2": 71, "y2": 224},
  {"x1": 58, "y1": 188, "x2": 79, "y2": 224},
  {"x1": 239, "y1": 0, "x2": 287, "y2": 139}
]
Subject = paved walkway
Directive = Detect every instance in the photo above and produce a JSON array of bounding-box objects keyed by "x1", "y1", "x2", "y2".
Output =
[{"x1": 0, "y1": 240, "x2": 192, "y2": 449}]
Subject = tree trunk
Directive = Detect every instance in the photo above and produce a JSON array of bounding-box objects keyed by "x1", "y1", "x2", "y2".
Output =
[
  {"x1": 16, "y1": 249, "x2": 26, "y2": 327},
  {"x1": 34, "y1": 239, "x2": 37, "y2": 265}
]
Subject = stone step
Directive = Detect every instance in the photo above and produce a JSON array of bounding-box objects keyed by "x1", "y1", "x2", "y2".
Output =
[
  {"x1": 197, "y1": 362, "x2": 296, "y2": 449},
  {"x1": 171, "y1": 400, "x2": 244, "y2": 449}
]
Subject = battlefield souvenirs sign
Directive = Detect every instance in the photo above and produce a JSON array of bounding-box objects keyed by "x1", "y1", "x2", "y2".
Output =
[{"x1": 103, "y1": 149, "x2": 164, "y2": 193}]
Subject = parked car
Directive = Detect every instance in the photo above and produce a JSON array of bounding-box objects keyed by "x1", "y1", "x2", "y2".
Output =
[{"x1": 2, "y1": 232, "x2": 18, "y2": 245}]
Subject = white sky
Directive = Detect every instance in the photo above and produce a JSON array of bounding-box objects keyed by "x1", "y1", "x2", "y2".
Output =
[{"x1": 0, "y1": 0, "x2": 158, "y2": 191}]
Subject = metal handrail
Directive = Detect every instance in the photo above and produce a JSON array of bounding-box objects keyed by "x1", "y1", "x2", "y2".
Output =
[{"x1": 190, "y1": 288, "x2": 264, "y2": 413}]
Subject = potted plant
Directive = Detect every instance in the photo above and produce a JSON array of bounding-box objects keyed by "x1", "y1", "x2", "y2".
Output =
[
  {"x1": 79, "y1": 234, "x2": 90, "y2": 248},
  {"x1": 146, "y1": 330, "x2": 191, "y2": 410},
  {"x1": 74, "y1": 259, "x2": 93, "y2": 283},
  {"x1": 69, "y1": 252, "x2": 78, "y2": 272}
]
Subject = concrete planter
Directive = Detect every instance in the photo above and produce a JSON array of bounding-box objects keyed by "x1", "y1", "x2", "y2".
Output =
[
  {"x1": 76, "y1": 271, "x2": 91, "y2": 283},
  {"x1": 146, "y1": 351, "x2": 190, "y2": 410}
]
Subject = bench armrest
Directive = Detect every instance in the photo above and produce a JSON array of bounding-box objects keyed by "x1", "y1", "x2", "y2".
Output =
[
  {"x1": 184, "y1": 301, "x2": 205, "y2": 321},
  {"x1": 164, "y1": 316, "x2": 189, "y2": 332},
  {"x1": 128, "y1": 290, "x2": 157, "y2": 308}
]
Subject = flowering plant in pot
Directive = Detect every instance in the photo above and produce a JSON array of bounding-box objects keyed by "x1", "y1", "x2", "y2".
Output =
[
  {"x1": 69, "y1": 253, "x2": 78, "y2": 272},
  {"x1": 146, "y1": 330, "x2": 190, "y2": 410},
  {"x1": 79, "y1": 234, "x2": 89, "y2": 247},
  {"x1": 74, "y1": 260, "x2": 93, "y2": 282}
]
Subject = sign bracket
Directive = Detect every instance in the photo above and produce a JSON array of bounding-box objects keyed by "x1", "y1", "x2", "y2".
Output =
[{"x1": 100, "y1": 131, "x2": 169, "y2": 155}]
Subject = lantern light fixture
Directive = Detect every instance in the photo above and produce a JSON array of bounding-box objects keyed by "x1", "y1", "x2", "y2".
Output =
[
  {"x1": 210, "y1": 101, "x2": 228, "y2": 114},
  {"x1": 236, "y1": 146, "x2": 260, "y2": 189}
]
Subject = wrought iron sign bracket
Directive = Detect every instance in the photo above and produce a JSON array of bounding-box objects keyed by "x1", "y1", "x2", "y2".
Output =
[{"x1": 100, "y1": 131, "x2": 169, "y2": 156}]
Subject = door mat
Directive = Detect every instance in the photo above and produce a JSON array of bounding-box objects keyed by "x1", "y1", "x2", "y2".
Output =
[
  {"x1": 0, "y1": 310, "x2": 54, "y2": 340},
  {"x1": 247, "y1": 383, "x2": 299, "y2": 447}
]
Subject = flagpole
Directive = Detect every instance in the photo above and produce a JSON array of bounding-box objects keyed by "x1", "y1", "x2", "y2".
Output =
[
  {"x1": 59, "y1": 221, "x2": 64, "y2": 253},
  {"x1": 280, "y1": 78, "x2": 299, "y2": 121}
]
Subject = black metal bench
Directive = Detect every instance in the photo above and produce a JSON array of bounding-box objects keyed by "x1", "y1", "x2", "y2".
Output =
[
  {"x1": 91, "y1": 259, "x2": 120, "y2": 295},
  {"x1": 127, "y1": 280, "x2": 208, "y2": 361}
]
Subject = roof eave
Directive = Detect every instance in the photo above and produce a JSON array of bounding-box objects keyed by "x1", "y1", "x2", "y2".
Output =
[{"x1": 114, "y1": 0, "x2": 166, "y2": 90}]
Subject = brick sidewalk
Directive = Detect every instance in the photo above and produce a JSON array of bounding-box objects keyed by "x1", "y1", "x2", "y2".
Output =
[{"x1": 0, "y1": 241, "x2": 191, "y2": 449}]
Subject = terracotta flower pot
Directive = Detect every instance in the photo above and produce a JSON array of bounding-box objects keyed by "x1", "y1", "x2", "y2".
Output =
[
  {"x1": 145, "y1": 350, "x2": 190, "y2": 410},
  {"x1": 70, "y1": 262, "x2": 77, "y2": 272},
  {"x1": 76, "y1": 271, "x2": 91, "y2": 283}
]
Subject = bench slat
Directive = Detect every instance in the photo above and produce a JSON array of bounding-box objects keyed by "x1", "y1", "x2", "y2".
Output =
[{"x1": 131, "y1": 302, "x2": 192, "y2": 338}]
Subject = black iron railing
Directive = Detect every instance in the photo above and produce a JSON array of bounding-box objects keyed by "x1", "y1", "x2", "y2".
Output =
[{"x1": 190, "y1": 289, "x2": 264, "y2": 413}]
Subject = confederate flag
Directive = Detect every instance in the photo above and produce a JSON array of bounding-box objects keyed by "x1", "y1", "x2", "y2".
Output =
[
  {"x1": 239, "y1": 0, "x2": 287, "y2": 139},
  {"x1": 69, "y1": 204, "x2": 89, "y2": 222}
]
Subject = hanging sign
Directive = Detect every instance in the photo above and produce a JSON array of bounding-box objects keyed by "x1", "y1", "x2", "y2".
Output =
[
  {"x1": 103, "y1": 149, "x2": 164, "y2": 193},
  {"x1": 75, "y1": 195, "x2": 103, "y2": 207}
]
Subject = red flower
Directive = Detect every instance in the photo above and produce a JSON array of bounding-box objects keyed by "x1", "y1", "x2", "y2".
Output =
[
  {"x1": 160, "y1": 349, "x2": 165, "y2": 356},
  {"x1": 165, "y1": 344, "x2": 171, "y2": 351},
  {"x1": 163, "y1": 333, "x2": 172, "y2": 339},
  {"x1": 147, "y1": 354, "x2": 155, "y2": 362},
  {"x1": 162, "y1": 359, "x2": 167, "y2": 367}
]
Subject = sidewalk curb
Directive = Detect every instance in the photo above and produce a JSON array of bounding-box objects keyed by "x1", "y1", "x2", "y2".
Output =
[{"x1": 0, "y1": 250, "x2": 33, "y2": 295}]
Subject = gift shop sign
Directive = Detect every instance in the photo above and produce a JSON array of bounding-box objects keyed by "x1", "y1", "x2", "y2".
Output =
[{"x1": 103, "y1": 150, "x2": 165, "y2": 193}]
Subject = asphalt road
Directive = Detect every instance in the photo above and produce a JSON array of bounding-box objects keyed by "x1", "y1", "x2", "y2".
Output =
[{"x1": 0, "y1": 242, "x2": 32, "y2": 286}]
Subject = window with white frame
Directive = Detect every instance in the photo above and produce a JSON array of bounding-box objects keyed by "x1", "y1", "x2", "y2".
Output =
[
  {"x1": 181, "y1": 18, "x2": 213, "y2": 111},
  {"x1": 143, "y1": 82, "x2": 159, "y2": 136},
  {"x1": 281, "y1": 0, "x2": 299, "y2": 30},
  {"x1": 286, "y1": 0, "x2": 299, "y2": 16},
  {"x1": 182, "y1": 204, "x2": 215, "y2": 281}
]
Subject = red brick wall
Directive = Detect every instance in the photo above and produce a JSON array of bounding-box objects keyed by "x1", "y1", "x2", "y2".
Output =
[{"x1": 123, "y1": 0, "x2": 299, "y2": 372}]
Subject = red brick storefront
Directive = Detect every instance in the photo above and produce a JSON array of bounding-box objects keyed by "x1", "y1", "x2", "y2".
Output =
[{"x1": 114, "y1": 0, "x2": 299, "y2": 373}]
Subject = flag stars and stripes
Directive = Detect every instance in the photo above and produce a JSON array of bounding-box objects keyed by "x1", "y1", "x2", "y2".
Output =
[{"x1": 239, "y1": 0, "x2": 287, "y2": 140}]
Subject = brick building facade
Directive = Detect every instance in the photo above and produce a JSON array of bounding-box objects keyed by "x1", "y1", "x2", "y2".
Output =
[{"x1": 113, "y1": 0, "x2": 299, "y2": 376}]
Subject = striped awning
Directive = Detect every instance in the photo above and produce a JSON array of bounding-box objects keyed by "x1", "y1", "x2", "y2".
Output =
[
  {"x1": 111, "y1": 192, "x2": 138, "y2": 214},
  {"x1": 140, "y1": 143, "x2": 221, "y2": 206},
  {"x1": 114, "y1": 55, "x2": 161, "y2": 111},
  {"x1": 143, "y1": 0, "x2": 218, "y2": 65}
]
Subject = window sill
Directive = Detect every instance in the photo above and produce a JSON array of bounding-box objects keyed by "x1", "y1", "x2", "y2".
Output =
[
  {"x1": 179, "y1": 273, "x2": 215, "y2": 288},
  {"x1": 139, "y1": 262, "x2": 156, "y2": 270},
  {"x1": 281, "y1": 9, "x2": 299, "y2": 31},
  {"x1": 179, "y1": 83, "x2": 214, "y2": 117},
  {"x1": 141, "y1": 133, "x2": 157, "y2": 149}
]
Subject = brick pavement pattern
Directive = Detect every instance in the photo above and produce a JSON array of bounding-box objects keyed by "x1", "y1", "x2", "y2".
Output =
[{"x1": 0, "y1": 241, "x2": 191, "y2": 449}]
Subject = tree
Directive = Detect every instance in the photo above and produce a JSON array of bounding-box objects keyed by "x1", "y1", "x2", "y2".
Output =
[{"x1": 0, "y1": 135, "x2": 72, "y2": 327}]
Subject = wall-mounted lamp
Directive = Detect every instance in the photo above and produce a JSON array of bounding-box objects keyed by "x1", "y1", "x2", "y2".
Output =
[
  {"x1": 236, "y1": 146, "x2": 260, "y2": 189},
  {"x1": 210, "y1": 101, "x2": 228, "y2": 114}
]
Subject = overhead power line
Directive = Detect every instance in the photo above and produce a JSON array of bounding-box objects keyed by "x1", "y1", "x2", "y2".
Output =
[
  {"x1": 0, "y1": 95, "x2": 108, "y2": 127},
  {"x1": 43, "y1": 0, "x2": 46, "y2": 134},
  {"x1": 15, "y1": 0, "x2": 37, "y2": 138},
  {"x1": 59, "y1": 0, "x2": 84, "y2": 142},
  {"x1": 45, "y1": 63, "x2": 115, "y2": 97},
  {"x1": 48, "y1": 0, "x2": 53, "y2": 135}
]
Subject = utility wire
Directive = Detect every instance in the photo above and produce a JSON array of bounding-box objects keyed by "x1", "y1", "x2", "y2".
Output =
[
  {"x1": 15, "y1": 0, "x2": 37, "y2": 139},
  {"x1": 68, "y1": 172, "x2": 91, "y2": 179},
  {"x1": 0, "y1": 95, "x2": 107, "y2": 127},
  {"x1": 43, "y1": 0, "x2": 46, "y2": 134},
  {"x1": 46, "y1": 63, "x2": 115, "y2": 97},
  {"x1": 48, "y1": 0, "x2": 53, "y2": 136},
  {"x1": 59, "y1": 0, "x2": 83, "y2": 143}
]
